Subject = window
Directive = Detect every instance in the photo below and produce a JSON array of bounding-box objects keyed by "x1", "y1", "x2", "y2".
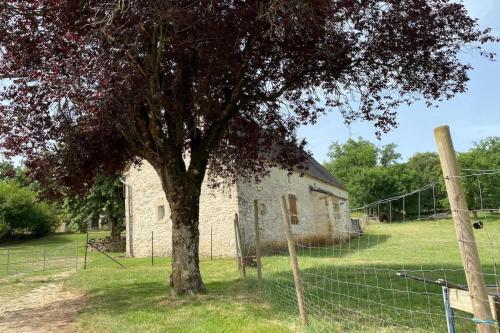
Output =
[
  {"x1": 287, "y1": 174, "x2": 292, "y2": 184},
  {"x1": 288, "y1": 194, "x2": 299, "y2": 225},
  {"x1": 157, "y1": 205, "x2": 165, "y2": 222}
]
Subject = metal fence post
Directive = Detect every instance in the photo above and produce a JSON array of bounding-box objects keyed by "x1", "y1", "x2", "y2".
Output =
[
  {"x1": 75, "y1": 241, "x2": 79, "y2": 269},
  {"x1": 151, "y1": 231, "x2": 154, "y2": 266},
  {"x1": 6, "y1": 249, "x2": 10, "y2": 275},
  {"x1": 43, "y1": 246, "x2": 47, "y2": 270}
]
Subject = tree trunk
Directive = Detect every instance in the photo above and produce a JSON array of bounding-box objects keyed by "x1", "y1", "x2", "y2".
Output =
[
  {"x1": 169, "y1": 194, "x2": 206, "y2": 296},
  {"x1": 110, "y1": 218, "x2": 122, "y2": 241}
]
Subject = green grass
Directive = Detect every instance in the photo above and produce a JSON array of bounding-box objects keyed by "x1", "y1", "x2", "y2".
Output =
[
  {"x1": 262, "y1": 216, "x2": 500, "y2": 332},
  {"x1": 66, "y1": 257, "x2": 295, "y2": 333},
  {"x1": 0, "y1": 231, "x2": 108, "y2": 277},
  {"x1": 2, "y1": 217, "x2": 499, "y2": 332}
]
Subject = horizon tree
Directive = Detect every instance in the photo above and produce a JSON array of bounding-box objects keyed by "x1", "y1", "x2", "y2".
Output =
[{"x1": 0, "y1": 0, "x2": 497, "y2": 295}]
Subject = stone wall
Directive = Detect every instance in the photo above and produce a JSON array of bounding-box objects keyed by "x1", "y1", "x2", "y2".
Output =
[
  {"x1": 124, "y1": 161, "x2": 239, "y2": 258},
  {"x1": 124, "y1": 161, "x2": 351, "y2": 258},
  {"x1": 236, "y1": 168, "x2": 351, "y2": 255}
]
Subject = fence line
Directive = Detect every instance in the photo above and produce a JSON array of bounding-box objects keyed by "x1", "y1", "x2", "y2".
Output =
[
  {"x1": 258, "y1": 128, "x2": 499, "y2": 332},
  {"x1": 0, "y1": 241, "x2": 79, "y2": 277}
]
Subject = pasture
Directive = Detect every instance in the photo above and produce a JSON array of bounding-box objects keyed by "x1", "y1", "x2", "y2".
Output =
[{"x1": 1, "y1": 217, "x2": 499, "y2": 332}]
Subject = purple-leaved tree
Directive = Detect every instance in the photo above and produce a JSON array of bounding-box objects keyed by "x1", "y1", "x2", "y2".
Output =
[{"x1": 0, "y1": 0, "x2": 496, "y2": 295}]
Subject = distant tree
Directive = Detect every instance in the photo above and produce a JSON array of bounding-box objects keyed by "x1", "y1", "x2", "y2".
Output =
[
  {"x1": 458, "y1": 137, "x2": 500, "y2": 212},
  {"x1": 406, "y1": 152, "x2": 445, "y2": 213},
  {"x1": 0, "y1": 162, "x2": 32, "y2": 188},
  {"x1": 325, "y1": 140, "x2": 450, "y2": 217},
  {"x1": 63, "y1": 175, "x2": 124, "y2": 240},
  {"x1": 407, "y1": 152, "x2": 441, "y2": 185},
  {"x1": 324, "y1": 138, "x2": 378, "y2": 183},
  {"x1": 379, "y1": 143, "x2": 401, "y2": 167},
  {"x1": 1, "y1": 0, "x2": 496, "y2": 295},
  {"x1": 0, "y1": 181, "x2": 59, "y2": 239}
]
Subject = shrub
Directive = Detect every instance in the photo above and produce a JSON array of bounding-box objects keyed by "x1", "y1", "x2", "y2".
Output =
[
  {"x1": 0, "y1": 215, "x2": 9, "y2": 240},
  {"x1": 0, "y1": 181, "x2": 59, "y2": 238}
]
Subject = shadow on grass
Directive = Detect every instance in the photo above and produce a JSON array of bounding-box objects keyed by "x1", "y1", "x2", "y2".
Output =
[
  {"x1": 72, "y1": 264, "x2": 292, "y2": 332},
  {"x1": 294, "y1": 234, "x2": 392, "y2": 258}
]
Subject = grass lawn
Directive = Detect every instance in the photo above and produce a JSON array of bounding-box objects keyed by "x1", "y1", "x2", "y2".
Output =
[
  {"x1": 1, "y1": 216, "x2": 499, "y2": 332},
  {"x1": 0, "y1": 231, "x2": 108, "y2": 277}
]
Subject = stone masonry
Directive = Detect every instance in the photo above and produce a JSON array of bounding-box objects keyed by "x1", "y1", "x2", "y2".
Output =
[{"x1": 123, "y1": 161, "x2": 351, "y2": 258}]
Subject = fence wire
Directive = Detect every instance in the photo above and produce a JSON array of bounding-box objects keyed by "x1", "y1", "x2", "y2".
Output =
[
  {"x1": 259, "y1": 171, "x2": 499, "y2": 332},
  {"x1": 0, "y1": 241, "x2": 79, "y2": 277}
]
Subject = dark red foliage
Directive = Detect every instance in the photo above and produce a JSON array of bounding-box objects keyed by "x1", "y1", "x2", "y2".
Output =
[{"x1": 0, "y1": 0, "x2": 497, "y2": 195}]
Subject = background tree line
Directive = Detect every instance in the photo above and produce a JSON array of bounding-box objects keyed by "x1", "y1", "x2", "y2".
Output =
[
  {"x1": 324, "y1": 137, "x2": 500, "y2": 220},
  {"x1": 0, "y1": 162, "x2": 124, "y2": 242}
]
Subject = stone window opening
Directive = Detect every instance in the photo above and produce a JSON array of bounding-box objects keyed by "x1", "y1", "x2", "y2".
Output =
[{"x1": 157, "y1": 205, "x2": 166, "y2": 222}]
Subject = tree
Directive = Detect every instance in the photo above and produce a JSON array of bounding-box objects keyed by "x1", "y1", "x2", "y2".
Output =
[
  {"x1": 459, "y1": 137, "x2": 500, "y2": 212},
  {"x1": 407, "y1": 152, "x2": 441, "y2": 185},
  {"x1": 0, "y1": 1, "x2": 496, "y2": 295},
  {"x1": 63, "y1": 175, "x2": 125, "y2": 239},
  {"x1": 379, "y1": 143, "x2": 401, "y2": 167},
  {"x1": 0, "y1": 181, "x2": 60, "y2": 239},
  {"x1": 324, "y1": 138, "x2": 378, "y2": 183}
]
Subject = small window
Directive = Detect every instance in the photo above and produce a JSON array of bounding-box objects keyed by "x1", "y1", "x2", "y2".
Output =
[
  {"x1": 157, "y1": 205, "x2": 165, "y2": 222},
  {"x1": 287, "y1": 174, "x2": 292, "y2": 184},
  {"x1": 288, "y1": 194, "x2": 299, "y2": 225}
]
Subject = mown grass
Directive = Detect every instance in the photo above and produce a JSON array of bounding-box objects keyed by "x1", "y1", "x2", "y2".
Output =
[
  {"x1": 0, "y1": 231, "x2": 108, "y2": 277},
  {"x1": 66, "y1": 257, "x2": 296, "y2": 333},
  {"x1": 1, "y1": 216, "x2": 499, "y2": 332},
  {"x1": 262, "y1": 215, "x2": 500, "y2": 332}
]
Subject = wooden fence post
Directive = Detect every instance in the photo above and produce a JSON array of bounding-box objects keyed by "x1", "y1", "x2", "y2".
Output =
[
  {"x1": 435, "y1": 125, "x2": 494, "y2": 333},
  {"x1": 279, "y1": 195, "x2": 308, "y2": 325},
  {"x1": 151, "y1": 231, "x2": 154, "y2": 266},
  {"x1": 254, "y1": 200, "x2": 262, "y2": 292},
  {"x1": 234, "y1": 213, "x2": 246, "y2": 279}
]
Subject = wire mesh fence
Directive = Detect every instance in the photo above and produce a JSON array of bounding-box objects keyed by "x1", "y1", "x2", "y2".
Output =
[
  {"x1": 0, "y1": 241, "x2": 79, "y2": 277},
  {"x1": 256, "y1": 168, "x2": 500, "y2": 332},
  {"x1": 259, "y1": 210, "x2": 500, "y2": 332}
]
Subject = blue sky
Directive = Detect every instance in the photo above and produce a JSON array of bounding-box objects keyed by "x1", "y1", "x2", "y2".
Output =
[{"x1": 299, "y1": 0, "x2": 500, "y2": 163}]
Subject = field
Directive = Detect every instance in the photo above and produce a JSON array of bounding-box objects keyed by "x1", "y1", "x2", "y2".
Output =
[{"x1": 1, "y1": 217, "x2": 499, "y2": 332}]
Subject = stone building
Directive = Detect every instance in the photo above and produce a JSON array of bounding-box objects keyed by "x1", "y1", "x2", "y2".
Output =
[{"x1": 123, "y1": 157, "x2": 352, "y2": 258}]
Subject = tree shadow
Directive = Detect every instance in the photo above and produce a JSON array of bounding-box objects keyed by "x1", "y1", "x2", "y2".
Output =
[{"x1": 294, "y1": 233, "x2": 392, "y2": 258}]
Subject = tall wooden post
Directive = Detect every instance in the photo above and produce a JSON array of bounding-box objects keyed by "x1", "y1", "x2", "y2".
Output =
[
  {"x1": 435, "y1": 125, "x2": 494, "y2": 333},
  {"x1": 280, "y1": 196, "x2": 308, "y2": 325},
  {"x1": 234, "y1": 213, "x2": 246, "y2": 279},
  {"x1": 253, "y1": 200, "x2": 263, "y2": 292},
  {"x1": 151, "y1": 231, "x2": 154, "y2": 266}
]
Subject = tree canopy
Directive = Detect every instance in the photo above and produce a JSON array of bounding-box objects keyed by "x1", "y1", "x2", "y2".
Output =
[
  {"x1": 324, "y1": 137, "x2": 500, "y2": 218},
  {"x1": 1, "y1": 0, "x2": 497, "y2": 295}
]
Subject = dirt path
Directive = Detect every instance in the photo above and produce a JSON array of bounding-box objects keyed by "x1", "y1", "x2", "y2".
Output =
[{"x1": 0, "y1": 271, "x2": 85, "y2": 333}]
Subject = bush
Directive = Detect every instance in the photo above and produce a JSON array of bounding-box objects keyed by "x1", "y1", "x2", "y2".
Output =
[
  {"x1": 0, "y1": 216, "x2": 9, "y2": 240},
  {"x1": 0, "y1": 181, "x2": 59, "y2": 238}
]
